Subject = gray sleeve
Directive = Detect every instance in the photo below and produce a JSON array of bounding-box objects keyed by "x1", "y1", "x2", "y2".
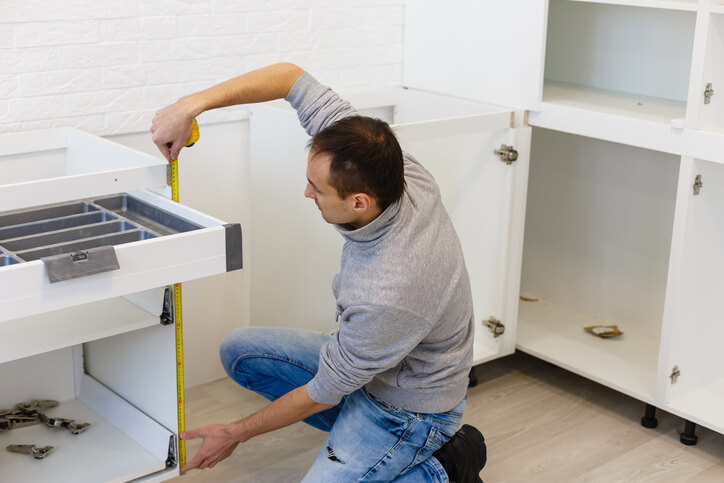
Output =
[
  {"x1": 306, "y1": 304, "x2": 432, "y2": 406},
  {"x1": 284, "y1": 71, "x2": 358, "y2": 137}
]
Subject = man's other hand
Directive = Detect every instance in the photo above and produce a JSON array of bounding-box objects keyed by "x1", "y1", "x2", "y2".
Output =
[
  {"x1": 181, "y1": 424, "x2": 240, "y2": 471},
  {"x1": 150, "y1": 99, "x2": 195, "y2": 162}
]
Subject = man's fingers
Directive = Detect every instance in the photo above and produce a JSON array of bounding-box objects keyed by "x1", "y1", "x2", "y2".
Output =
[
  {"x1": 182, "y1": 451, "x2": 207, "y2": 471},
  {"x1": 181, "y1": 428, "x2": 201, "y2": 440},
  {"x1": 169, "y1": 140, "x2": 184, "y2": 162}
]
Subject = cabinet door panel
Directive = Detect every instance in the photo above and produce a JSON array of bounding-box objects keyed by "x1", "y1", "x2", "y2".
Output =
[
  {"x1": 660, "y1": 157, "x2": 724, "y2": 434},
  {"x1": 398, "y1": 123, "x2": 530, "y2": 364}
]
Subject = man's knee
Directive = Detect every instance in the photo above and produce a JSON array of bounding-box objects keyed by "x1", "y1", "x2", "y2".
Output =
[{"x1": 219, "y1": 327, "x2": 267, "y2": 379}]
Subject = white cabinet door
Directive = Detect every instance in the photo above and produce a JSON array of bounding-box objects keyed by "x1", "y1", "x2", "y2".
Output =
[
  {"x1": 396, "y1": 116, "x2": 530, "y2": 365},
  {"x1": 403, "y1": 0, "x2": 548, "y2": 110},
  {"x1": 659, "y1": 157, "x2": 724, "y2": 435},
  {"x1": 250, "y1": 89, "x2": 531, "y2": 365}
]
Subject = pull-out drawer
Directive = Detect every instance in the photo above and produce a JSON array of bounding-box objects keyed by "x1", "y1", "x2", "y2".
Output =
[{"x1": 0, "y1": 190, "x2": 242, "y2": 322}]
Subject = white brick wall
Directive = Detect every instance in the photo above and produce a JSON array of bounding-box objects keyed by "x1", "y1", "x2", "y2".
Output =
[{"x1": 0, "y1": 0, "x2": 404, "y2": 135}]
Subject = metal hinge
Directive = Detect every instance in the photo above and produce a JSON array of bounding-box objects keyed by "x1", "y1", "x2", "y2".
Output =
[
  {"x1": 670, "y1": 365, "x2": 680, "y2": 384},
  {"x1": 494, "y1": 145, "x2": 518, "y2": 165},
  {"x1": 165, "y1": 435, "x2": 177, "y2": 468},
  {"x1": 704, "y1": 83, "x2": 714, "y2": 104},
  {"x1": 693, "y1": 174, "x2": 703, "y2": 196},
  {"x1": 160, "y1": 286, "x2": 174, "y2": 325},
  {"x1": 482, "y1": 316, "x2": 505, "y2": 337}
]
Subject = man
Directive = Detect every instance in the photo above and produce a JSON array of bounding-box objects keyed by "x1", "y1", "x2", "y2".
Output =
[{"x1": 151, "y1": 62, "x2": 486, "y2": 482}]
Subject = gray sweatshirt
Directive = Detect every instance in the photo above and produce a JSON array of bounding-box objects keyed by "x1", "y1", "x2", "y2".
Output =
[{"x1": 286, "y1": 73, "x2": 475, "y2": 413}]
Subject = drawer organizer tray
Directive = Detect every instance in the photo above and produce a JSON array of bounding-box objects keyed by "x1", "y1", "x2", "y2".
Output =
[
  {"x1": 0, "y1": 189, "x2": 242, "y2": 323},
  {"x1": 0, "y1": 194, "x2": 201, "y2": 264}
]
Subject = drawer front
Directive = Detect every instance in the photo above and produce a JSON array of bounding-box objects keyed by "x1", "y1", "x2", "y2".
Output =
[{"x1": 0, "y1": 190, "x2": 242, "y2": 322}]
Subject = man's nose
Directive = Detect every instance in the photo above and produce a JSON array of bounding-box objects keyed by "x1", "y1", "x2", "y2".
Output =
[{"x1": 304, "y1": 183, "x2": 315, "y2": 199}]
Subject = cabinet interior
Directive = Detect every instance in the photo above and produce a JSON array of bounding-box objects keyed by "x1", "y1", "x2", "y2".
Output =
[
  {"x1": 545, "y1": 0, "x2": 696, "y2": 123},
  {"x1": 517, "y1": 128, "x2": 679, "y2": 402},
  {"x1": 0, "y1": 312, "x2": 176, "y2": 482}
]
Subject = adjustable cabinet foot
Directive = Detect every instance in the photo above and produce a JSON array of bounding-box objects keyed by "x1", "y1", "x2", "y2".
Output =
[
  {"x1": 680, "y1": 420, "x2": 698, "y2": 446},
  {"x1": 468, "y1": 368, "x2": 479, "y2": 388},
  {"x1": 640, "y1": 404, "x2": 658, "y2": 429}
]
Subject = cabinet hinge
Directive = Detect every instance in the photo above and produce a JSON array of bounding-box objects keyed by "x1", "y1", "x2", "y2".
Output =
[
  {"x1": 160, "y1": 286, "x2": 174, "y2": 325},
  {"x1": 704, "y1": 83, "x2": 714, "y2": 105},
  {"x1": 670, "y1": 365, "x2": 680, "y2": 384},
  {"x1": 482, "y1": 316, "x2": 505, "y2": 337},
  {"x1": 693, "y1": 174, "x2": 703, "y2": 196},
  {"x1": 494, "y1": 145, "x2": 518, "y2": 165}
]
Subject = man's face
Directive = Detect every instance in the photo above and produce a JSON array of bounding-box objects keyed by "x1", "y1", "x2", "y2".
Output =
[{"x1": 304, "y1": 151, "x2": 354, "y2": 225}]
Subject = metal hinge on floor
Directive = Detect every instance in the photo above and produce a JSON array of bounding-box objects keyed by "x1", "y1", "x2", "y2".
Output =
[{"x1": 483, "y1": 316, "x2": 505, "y2": 337}]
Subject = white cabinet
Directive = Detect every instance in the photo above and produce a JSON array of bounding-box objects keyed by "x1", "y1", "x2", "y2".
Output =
[
  {"x1": 0, "y1": 129, "x2": 243, "y2": 481},
  {"x1": 248, "y1": 0, "x2": 724, "y2": 444}
]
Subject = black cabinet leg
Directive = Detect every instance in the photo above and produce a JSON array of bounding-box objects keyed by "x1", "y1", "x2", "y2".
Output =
[
  {"x1": 680, "y1": 420, "x2": 698, "y2": 446},
  {"x1": 468, "y1": 368, "x2": 478, "y2": 388},
  {"x1": 640, "y1": 404, "x2": 658, "y2": 429}
]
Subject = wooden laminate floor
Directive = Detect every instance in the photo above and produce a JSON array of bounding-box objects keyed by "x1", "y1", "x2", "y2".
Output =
[{"x1": 172, "y1": 352, "x2": 724, "y2": 482}]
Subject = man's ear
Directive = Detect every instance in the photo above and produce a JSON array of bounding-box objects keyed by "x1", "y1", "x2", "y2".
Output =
[{"x1": 351, "y1": 193, "x2": 372, "y2": 213}]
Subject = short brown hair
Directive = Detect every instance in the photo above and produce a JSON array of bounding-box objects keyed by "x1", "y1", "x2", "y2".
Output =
[{"x1": 308, "y1": 116, "x2": 405, "y2": 210}]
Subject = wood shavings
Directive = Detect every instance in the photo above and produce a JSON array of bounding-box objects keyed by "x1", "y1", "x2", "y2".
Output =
[
  {"x1": 520, "y1": 295, "x2": 539, "y2": 302},
  {"x1": 585, "y1": 325, "x2": 623, "y2": 338}
]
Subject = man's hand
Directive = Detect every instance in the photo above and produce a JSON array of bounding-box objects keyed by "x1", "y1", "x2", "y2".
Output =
[
  {"x1": 150, "y1": 98, "x2": 196, "y2": 162},
  {"x1": 181, "y1": 424, "x2": 240, "y2": 471}
]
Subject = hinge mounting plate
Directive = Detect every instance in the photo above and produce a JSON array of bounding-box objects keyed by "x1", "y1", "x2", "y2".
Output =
[
  {"x1": 704, "y1": 83, "x2": 714, "y2": 104},
  {"x1": 670, "y1": 365, "x2": 680, "y2": 384},
  {"x1": 693, "y1": 174, "x2": 703, "y2": 196}
]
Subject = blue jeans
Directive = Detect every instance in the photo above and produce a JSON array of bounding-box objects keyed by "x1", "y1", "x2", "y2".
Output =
[{"x1": 220, "y1": 327, "x2": 464, "y2": 482}]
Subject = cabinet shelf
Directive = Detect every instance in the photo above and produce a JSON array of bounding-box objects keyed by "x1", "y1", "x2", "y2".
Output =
[
  {"x1": 516, "y1": 298, "x2": 658, "y2": 403},
  {"x1": 0, "y1": 297, "x2": 159, "y2": 365},
  {"x1": 0, "y1": 394, "x2": 168, "y2": 482},
  {"x1": 529, "y1": 81, "x2": 687, "y2": 153},
  {"x1": 567, "y1": 0, "x2": 698, "y2": 11}
]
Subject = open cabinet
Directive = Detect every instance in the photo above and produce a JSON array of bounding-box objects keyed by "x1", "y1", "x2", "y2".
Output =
[
  {"x1": 0, "y1": 129, "x2": 243, "y2": 481},
  {"x1": 248, "y1": 0, "x2": 724, "y2": 446}
]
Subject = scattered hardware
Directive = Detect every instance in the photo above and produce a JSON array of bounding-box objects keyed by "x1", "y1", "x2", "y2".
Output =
[
  {"x1": 0, "y1": 400, "x2": 91, "y2": 435},
  {"x1": 40, "y1": 414, "x2": 91, "y2": 435},
  {"x1": 585, "y1": 325, "x2": 623, "y2": 338},
  {"x1": 6, "y1": 444, "x2": 54, "y2": 460}
]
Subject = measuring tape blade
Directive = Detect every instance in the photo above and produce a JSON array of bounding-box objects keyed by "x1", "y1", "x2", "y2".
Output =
[
  {"x1": 174, "y1": 282, "x2": 186, "y2": 469},
  {"x1": 168, "y1": 118, "x2": 198, "y2": 471}
]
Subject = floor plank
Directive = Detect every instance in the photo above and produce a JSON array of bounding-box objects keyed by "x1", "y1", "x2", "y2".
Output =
[{"x1": 171, "y1": 352, "x2": 724, "y2": 482}]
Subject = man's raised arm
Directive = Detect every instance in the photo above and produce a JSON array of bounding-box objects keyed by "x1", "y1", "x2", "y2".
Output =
[{"x1": 150, "y1": 62, "x2": 304, "y2": 161}]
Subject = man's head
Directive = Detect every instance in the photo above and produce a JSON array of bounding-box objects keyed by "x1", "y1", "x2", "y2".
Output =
[{"x1": 304, "y1": 116, "x2": 405, "y2": 228}]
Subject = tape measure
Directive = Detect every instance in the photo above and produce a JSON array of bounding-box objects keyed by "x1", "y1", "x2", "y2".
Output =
[{"x1": 169, "y1": 118, "x2": 200, "y2": 471}]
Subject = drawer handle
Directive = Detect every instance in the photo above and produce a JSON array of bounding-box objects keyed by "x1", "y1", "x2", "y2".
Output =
[
  {"x1": 71, "y1": 251, "x2": 89, "y2": 263},
  {"x1": 42, "y1": 246, "x2": 120, "y2": 283}
]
